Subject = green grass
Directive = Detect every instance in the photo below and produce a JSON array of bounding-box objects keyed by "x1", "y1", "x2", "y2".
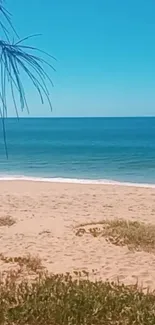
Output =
[
  {"x1": 75, "y1": 219, "x2": 155, "y2": 253},
  {"x1": 0, "y1": 270, "x2": 155, "y2": 324}
]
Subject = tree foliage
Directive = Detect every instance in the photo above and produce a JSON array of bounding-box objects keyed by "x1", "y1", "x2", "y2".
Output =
[{"x1": 0, "y1": 0, "x2": 55, "y2": 155}]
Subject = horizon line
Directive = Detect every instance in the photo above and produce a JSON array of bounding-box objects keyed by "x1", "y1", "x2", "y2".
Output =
[{"x1": 6, "y1": 115, "x2": 155, "y2": 119}]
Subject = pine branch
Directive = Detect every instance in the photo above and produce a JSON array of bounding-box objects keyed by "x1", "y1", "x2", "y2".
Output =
[{"x1": 0, "y1": 2, "x2": 55, "y2": 157}]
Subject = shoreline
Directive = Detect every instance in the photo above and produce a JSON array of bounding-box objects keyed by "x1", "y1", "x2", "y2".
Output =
[{"x1": 0, "y1": 175, "x2": 155, "y2": 189}]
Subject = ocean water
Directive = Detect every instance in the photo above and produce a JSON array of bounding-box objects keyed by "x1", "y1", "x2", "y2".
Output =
[{"x1": 0, "y1": 117, "x2": 155, "y2": 186}]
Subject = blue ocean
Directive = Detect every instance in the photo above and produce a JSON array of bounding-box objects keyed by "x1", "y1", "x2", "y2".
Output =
[{"x1": 0, "y1": 117, "x2": 155, "y2": 185}]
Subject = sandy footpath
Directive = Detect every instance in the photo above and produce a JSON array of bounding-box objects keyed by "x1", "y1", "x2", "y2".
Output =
[{"x1": 0, "y1": 181, "x2": 155, "y2": 288}]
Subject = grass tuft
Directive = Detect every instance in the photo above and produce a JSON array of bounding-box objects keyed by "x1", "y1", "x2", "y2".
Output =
[
  {"x1": 13, "y1": 254, "x2": 43, "y2": 272},
  {"x1": 0, "y1": 216, "x2": 16, "y2": 227},
  {"x1": 75, "y1": 219, "x2": 155, "y2": 253},
  {"x1": 0, "y1": 253, "x2": 43, "y2": 273}
]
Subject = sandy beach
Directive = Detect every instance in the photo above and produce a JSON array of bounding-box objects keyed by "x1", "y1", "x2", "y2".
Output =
[{"x1": 0, "y1": 180, "x2": 155, "y2": 288}]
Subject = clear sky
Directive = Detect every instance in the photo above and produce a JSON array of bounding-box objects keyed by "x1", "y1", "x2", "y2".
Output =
[{"x1": 7, "y1": 0, "x2": 155, "y2": 117}]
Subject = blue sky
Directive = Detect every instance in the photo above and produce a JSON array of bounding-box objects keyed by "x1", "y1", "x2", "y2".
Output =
[{"x1": 7, "y1": 0, "x2": 155, "y2": 117}]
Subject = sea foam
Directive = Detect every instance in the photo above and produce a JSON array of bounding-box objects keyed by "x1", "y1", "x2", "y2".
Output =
[{"x1": 0, "y1": 174, "x2": 155, "y2": 188}]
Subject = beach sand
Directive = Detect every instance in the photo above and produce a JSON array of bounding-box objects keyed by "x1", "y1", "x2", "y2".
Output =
[{"x1": 0, "y1": 180, "x2": 155, "y2": 289}]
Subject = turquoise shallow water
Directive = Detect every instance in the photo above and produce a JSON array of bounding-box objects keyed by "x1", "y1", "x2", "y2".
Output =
[{"x1": 0, "y1": 117, "x2": 155, "y2": 185}]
